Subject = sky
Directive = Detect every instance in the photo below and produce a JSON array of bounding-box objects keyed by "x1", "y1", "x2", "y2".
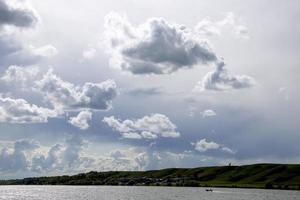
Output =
[{"x1": 0, "y1": 0, "x2": 299, "y2": 179}]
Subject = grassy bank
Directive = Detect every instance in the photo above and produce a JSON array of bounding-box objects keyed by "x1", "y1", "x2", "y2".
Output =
[{"x1": 1, "y1": 163, "x2": 299, "y2": 190}]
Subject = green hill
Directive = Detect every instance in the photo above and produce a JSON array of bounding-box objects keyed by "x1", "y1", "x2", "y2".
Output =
[{"x1": 1, "y1": 163, "x2": 300, "y2": 190}]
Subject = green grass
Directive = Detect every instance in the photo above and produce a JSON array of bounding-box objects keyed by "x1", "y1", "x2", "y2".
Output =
[{"x1": 1, "y1": 163, "x2": 299, "y2": 190}]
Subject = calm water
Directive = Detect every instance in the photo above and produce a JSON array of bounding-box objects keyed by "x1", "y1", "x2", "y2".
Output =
[{"x1": 0, "y1": 186, "x2": 299, "y2": 200}]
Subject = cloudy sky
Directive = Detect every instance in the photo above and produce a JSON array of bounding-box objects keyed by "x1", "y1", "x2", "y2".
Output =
[{"x1": 0, "y1": 0, "x2": 299, "y2": 179}]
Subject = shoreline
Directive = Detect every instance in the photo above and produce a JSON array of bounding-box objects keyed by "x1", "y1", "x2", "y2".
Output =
[
  {"x1": 0, "y1": 184, "x2": 299, "y2": 192},
  {"x1": 1, "y1": 163, "x2": 299, "y2": 191}
]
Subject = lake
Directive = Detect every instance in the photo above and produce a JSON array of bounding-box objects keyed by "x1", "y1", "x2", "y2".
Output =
[{"x1": 0, "y1": 186, "x2": 299, "y2": 200}]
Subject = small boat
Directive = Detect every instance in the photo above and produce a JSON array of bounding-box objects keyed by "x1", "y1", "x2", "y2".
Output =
[{"x1": 205, "y1": 189, "x2": 213, "y2": 192}]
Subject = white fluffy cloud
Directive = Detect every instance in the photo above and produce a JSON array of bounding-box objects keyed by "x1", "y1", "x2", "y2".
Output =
[
  {"x1": 36, "y1": 69, "x2": 118, "y2": 111},
  {"x1": 29, "y1": 44, "x2": 58, "y2": 58},
  {"x1": 104, "y1": 12, "x2": 217, "y2": 75},
  {"x1": 194, "y1": 61, "x2": 255, "y2": 91},
  {"x1": 68, "y1": 110, "x2": 92, "y2": 130},
  {"x1": 103, "y1": 113, "x2": 180, "y2": 139},
  {"x1": 0, "y1": 95, "x2": 58, "y2": 123},
  {"x1": 0, "y1": 67, "x2": 117, "y2": 124},
  {"x1": 201, "y1": 109, "x2": 217, "y2": 118},
  {"x1": 195, "y1": 12, "x2": 249, "y2": 39},
  {"x1": 1, "y1": 67, "x2": 118, "y2": 112},
  {"x1": 1, "y1": 65, "x2": 41, "y2": 89},
  {"x1": 193, "y1": 139, "x2": 220, "y2": 152},
  {"x1": 192, "y1": 138, "x2": 234, "y2": 154}
]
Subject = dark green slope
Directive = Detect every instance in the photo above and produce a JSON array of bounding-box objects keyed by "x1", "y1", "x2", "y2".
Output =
[{"x1": 1, "y1": 164, "x2": 300, "y2": 190}]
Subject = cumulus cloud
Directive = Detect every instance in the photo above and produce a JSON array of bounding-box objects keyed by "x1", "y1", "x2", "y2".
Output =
[
  {"x1": 194, "y1": 61, "x2": 255, "y2": 91},
  {"x1": 62, "y1": 135, "x2": 91, "y2": 168},
  {"x1": 0, "y1": 95, "x2": 58, "y2": 123},
  {"x1": 0, "y1": 139, "x2": 39, "y2": 172},
  {"x1": 103, "y1": 149, "x2": 184, "y2": 171},
  {"x1": 1, "y1": 67, "x2": 118, "y2": 112},
  {"x1": 0, "y1": 136, "x2": 95, "y2": 175},
  {"x1": 35, "y1": 69, "x2": 118, "y2": 111},
  {"x1": 32, "y1": 135, "x2": 94, "y2": 173},
  {"x1": 103, "y1": 113, "x2": 180, "y2": 139},
  {"x1": 68, "y1": 110, "x2": 92, "y2": 130},
  {"x1": 31, "y1": 144, "x2": 62, "y2": 173},
  {"x1": 195, "y1": 12, "x2": 249, "y2": 39},
  {"x1": 105, "y1": 149, "x2": 144, "y2": 171},
  {"x1": 0, "y1": 137, "x2": 233, "y2": 177},
  {"x1": 201, "y1": 109, "x2": 217, "y2": 118},
  {"x1": 0, "y1": 67, "x2": 117, "y2": 123},
  {"x1": 104, "y1": 12, "x2": 255, "y2": 91},
  {"x1": 193, "y1": 139, "x2": 220, "y2": 152},
  {"x1": 192, "y1": 138, "x2": 234, "y2": 154},
  {"x1": 104, "y1": 12, "x2": 217, "y2": 75},
  {"x1": 0, "y1": 0, "x2": 38, "y2": 28},
  {"x1": 120, "y1": 149, "x2": 201, "y2": 171},
  {"x1": 0, "y1": 65, "x2": 41, "y2": 89}
]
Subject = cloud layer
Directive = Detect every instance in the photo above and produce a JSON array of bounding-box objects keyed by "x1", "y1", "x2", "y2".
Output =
[{"x1": 0, "y1": 0, "x2": 296, "y2": 179}]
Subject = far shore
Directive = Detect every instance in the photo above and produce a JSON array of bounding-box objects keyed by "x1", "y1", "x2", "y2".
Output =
[{"x1": 1, "y1": 163, "x2": 299, "y2": 191}]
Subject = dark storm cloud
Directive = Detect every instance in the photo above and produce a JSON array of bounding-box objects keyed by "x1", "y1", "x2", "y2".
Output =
[
  {"x1": 0, "y1": 0, "x2": 37, "y2": 28},
  {"x1": 0, "y1": 0, "x2": 58, "y2": 67},
  {"x1": 104, "y1": 12, "x2": 255, "y2": 92},
  {"x1": 104, "y1": 12, "x2": 217, "y2": 75}
]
